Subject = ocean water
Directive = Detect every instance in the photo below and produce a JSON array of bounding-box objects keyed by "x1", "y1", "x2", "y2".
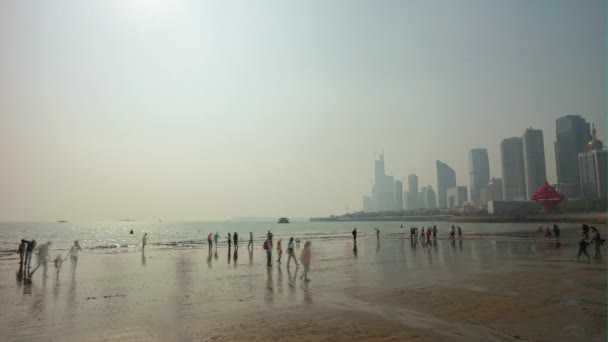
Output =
[{"x1": 0, "y1": 220, "x2": 596, "y2": 254}]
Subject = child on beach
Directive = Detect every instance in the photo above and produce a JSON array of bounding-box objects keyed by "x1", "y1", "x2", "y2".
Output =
[
  {"x1": 300, "y1": 241, "x2": 312, "y2": 282},
  {"x1": 545, "y1": 227, "x2": 552, "y2": 239},
  {"x1": 54, "y1": 254, "x2": 63, "y2": 277},
  {"x1": 276, "y1": 239, "x2": 283, "y2": 263}
]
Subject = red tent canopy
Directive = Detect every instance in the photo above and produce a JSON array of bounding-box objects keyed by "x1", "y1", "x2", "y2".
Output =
[{"x1": 530, "y1": 181, "x2": 565, "y2": 211}]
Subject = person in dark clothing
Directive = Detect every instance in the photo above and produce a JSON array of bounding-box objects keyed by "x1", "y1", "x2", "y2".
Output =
[
  {"x1": 17, "y1": 240, "x2": 27, "y2": 265},
  {"x1": 591, "y1": 227, "x2": 603, "y2": 260},
  {"x1": 352, "y1": 228, "x2": 357, "y2": 242},
  {"x1": 227, "y1": 233, "x2": 231, "y2": 249},
  {"x1": 553, "y1": 224, "x2": 560, "y2": 239},
  {"x1": 582, "y1": 224, "x2": 590, "y2": 239},
  {"x1": 577, "y1": 238, "x2": 591, "y2": 262},
  {"x1": 263, "y1": 238, "x2": 272, "y2": 267},
  {"x1": 24, "y1": 239, "x2": 36, "y2": 270},
  {"x1": 233, "y1": 232, "x2": 238, "y2": 249}
]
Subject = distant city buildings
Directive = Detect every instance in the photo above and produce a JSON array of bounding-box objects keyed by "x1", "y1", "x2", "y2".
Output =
[
  {"x1": 436, "y1": 160, "x2": 456, "y2": 208},
  {"x1": 480, "y1": 178, "x2": 503, "y2": 203},
  {"x1": 446, "y1": 186, "x2": 468, "y2": 209},
  {"x1": 394, "y1": 180, "x2": 403, "y2": 211},
  {"x1": 362, "y1": 195, "x2": 373, "y2": 213},
  {"x1": 578, "y1": 125, "x2": 607, "y2": 198},
  {"x1": 363, "y1": 154, "x2": 397, "y2": 212},
  {"x1": 469, "y1": 148, "x2": 490, "y2": 203},
  {"x1": 554, "y1": 115, "x2": 592, "y2": 197},
  {"x1": 419, "y1": 185, "x2": 437, "y2": 209},
  {"x1": 522, "y1": 128, "x2": 547, "y2": 198},
  {"x1": 500, "y1": 137, "x2": 527, "y2": 200},
  {"x1": 407, "y1": 174, "x2": 419, "y2": 210}
]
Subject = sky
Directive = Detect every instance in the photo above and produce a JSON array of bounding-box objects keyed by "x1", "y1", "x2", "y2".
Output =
[{"x1": 0, "y1": 0, "x2": 605, "y2": 221}]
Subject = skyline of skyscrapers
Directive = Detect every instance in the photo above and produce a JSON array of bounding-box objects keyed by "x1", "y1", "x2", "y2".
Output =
[
  {"x1": 469, "y1": 148, "x2": 490, "y2": 203},
  {"x1": 436, "y1": 160, "x2": 456, "y2": 209},
  {"x1": 419, "y1": 186, "x2": 437, "y2": 209},
  {"x1": 407, "y1": 174, "x2": 419, "y2": 210},
  {"x1": 447, "y1": 186, "x2": 468, "y2": 209},
  {"x1": 579, "y1": 125, "x2": 606, "y2": 198},
  {"x1": 394, "y1": 180, "x2": 403, "y2": 211},
  {"x1": 522, "y1": 128, "x2": 548, "y2": 199},
  {"x1": 500, "y1": 137, "x2": 527, "y2": 200},
  {"x1": 554, "y1": 115, "x2": 592, "y2": 197}
]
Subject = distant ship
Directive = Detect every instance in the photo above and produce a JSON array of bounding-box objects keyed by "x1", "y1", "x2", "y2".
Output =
[
  {"x1": 278, "y1": 217, "x2": 290, "y2": 224},
  {"x1": 57, "y1": 220, "x2": 69, "y2": 223},
  {"x1": 120, "y1": 218, "x2": 135, "y2": 222}
]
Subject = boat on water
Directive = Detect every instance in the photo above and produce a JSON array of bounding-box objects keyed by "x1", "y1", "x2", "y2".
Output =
[
  {"x1": 57, "y1": 220, "x2": 69, "y2": 223},
  {"x1": 278, "y1": 217, "x2": 290, "y2": 224}
]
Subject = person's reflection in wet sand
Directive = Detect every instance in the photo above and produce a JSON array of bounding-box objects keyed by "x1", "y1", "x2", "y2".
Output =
[
  {"x1": 411, "y1": 238, "x2": 417, "y2": 250},
  {"x1": 302, "y1": 279, "x2": 312, "y2": 303},
  {"x1": 265, "y1": 266, "x2": 274, "y2": 303},
  {"x1": 233, "y1": 248, "x2": 238, "y2": 268},
  {"x1": 141, "y1": 249, "x2": 147, "y2": 267},
  {"x1": 376, "y1": 239, "x2": 380, "y2": 253},
  {"x1": 276, "y1": 264, "x2": 283, "y2": 294},
  {"x1": 214, "y1": 249, "x2": 218, "y2": 260},
  {"x1": 450, "y1": 239, "x2": 456, "y2": 248},
  {"x1": 426, "y1": 246, "x2": 433, "y2": 264},
  {"x1": 459, "y1": 239, "x2": 463, "y2": 251},
  {"x1": 16, "y1": 262, "x2": 24, "y2": 282},
  {"x1": 227, "y1": 247, "x2": 231, "y2": 265},
  {"x1": 287, "y1": 265, "x2": 298, "y2": 289},
  {"x1": 207, "y1": 248, "x2": 213, "y2": 268},
  {"x1": 248, "y1": 247, "x2": 253, "y2": 266},
  {"x1": 353, "y1": 243, "x2": 358, "y2": 258},
  {"x1": 66, "y1": 272, "x2": 77, "y2": 317}
]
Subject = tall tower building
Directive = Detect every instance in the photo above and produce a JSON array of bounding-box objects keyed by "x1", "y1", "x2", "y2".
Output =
[
  {"x1": 394, "y1": 180, "x2": 403, "y2": 211},
  {"x1": 469, "y1": 148, "x2": 490, "y2": 203},
  {"x1": 372, "y1": 154, "x2": 386, "y2": 210},
  {"x1": 522, "y1": 128, "x2": 547, "y2": 198},
  {"x1": 419, "y1": 186, "x2": 437, "y2": 209},
  {"x1": 384, "y1": 175, "x2": 395, "y2": 211},
  {"x1": 436, "y1": 160, "x2": 456, "y2": 208},
  {"x1": 555, "y1": 115, "x2": 591, "y2": 197},
  {"x1": 578, "y1": 125, "x2": 607, "y2": 198},
  {"x1": 407, "y1": 174, "x2": 419, "y2": 210},
  {"x1": 501, "y1": 137, "x2": 527, "y2": 200}
]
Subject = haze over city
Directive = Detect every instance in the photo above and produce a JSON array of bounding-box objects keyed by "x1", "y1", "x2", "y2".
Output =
[{"x1": 1, "y1": 0, "x2": 605, "y2": 221}]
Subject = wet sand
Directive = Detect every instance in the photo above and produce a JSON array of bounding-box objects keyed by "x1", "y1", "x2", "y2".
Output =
[{"x1": 0, "y1": 230, "x2": 605, "y2": 341}]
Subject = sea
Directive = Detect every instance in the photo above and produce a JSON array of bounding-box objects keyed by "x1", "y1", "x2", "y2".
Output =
[{"x1": 0, "y1": 220, "x2": 590, "y2": 255}]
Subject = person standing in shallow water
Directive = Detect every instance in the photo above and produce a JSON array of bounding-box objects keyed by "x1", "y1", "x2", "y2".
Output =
[
  {"x1": 17, "y1": 240, "x2": 27, "y2": 266},
  {"x1": 352, "y1": 228, "x2": 357, "y2": 242},
  {"x1": 300, "y1": 241, "x2": 312, "y2": 282},
  {"x1": 248, "y1": 232, "x2": 254, "y2": 249},
  {"x1": 24, "y1": 239, "x2": 36, "y2": 271},
  {"x1": 263, "y1": 237, "x2": 272, "y2": 267},
  {"x1": 207, "y1": 233, "x2": 213, "y2": 249},
  {"x1": 374, "y1": 228, "x2": 380, "y2": 239},
  {"x1": 276, "y1": 239, "x2": 283, "y2": 263},
  {"x1": 65, "y1": 240, "x2": 82, "y2": 274},
  {"x1": 227, "y1": 233, "x2": 232, "y2": 249},
  {"x1": 591, "y1": 227, "x2": 603, "y2": 260},
  {"x1": 553, "y1": 224, "x2": 560, "y2": 239},
  {"x1": 432, "y1": 225, "x2": 437, "y2": 240},
  {"x1": 142, "y1": 233, "x2": 148, "y2": 250},
  {"x1": 233, "y1": 232, "x2": 238, "y2": 249},
  {"x1": 577, "y1": 237, "x2": 591, "y2": 262},
  {"x1": 286, "y1": 237, "x2": 299, "y2": 267}
]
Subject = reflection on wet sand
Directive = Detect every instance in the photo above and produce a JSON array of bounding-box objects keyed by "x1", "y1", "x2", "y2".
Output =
[
  {"x1": 207, "y1": 248, "x2": 212, "y2": 268},
  {"x1": 233, "y1": 248, "x2": 238, "y2": 268},
  {"x1": 265, "y1": 266, "x2": 274, "y2": 303},
  {"x1": 248, "y1": 248, "x2": 253, "y2": 266},
  {"x1": 141, "y1": 250, "x2": 147, "y2": 267}
]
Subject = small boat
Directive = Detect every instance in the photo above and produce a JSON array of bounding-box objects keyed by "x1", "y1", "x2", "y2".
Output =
[
  {"x1": 57, "y1": 220, "x2": 69, "y2": 223},
  {"x1": 278, "y1": 217, "x2": 290, "y2": 224}
]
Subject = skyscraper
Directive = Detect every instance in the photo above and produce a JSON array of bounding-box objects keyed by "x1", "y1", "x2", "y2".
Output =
[
  {"x1": 419, "y1": 186, "x2": 437, "y2": 209},
  {"x1": 385, "y1": 175, "x2": 395, "y2": 211},
  {"x1": 447, "y1": 186, "x2": 468, "y2": 208},
  {"x1": 579, "y1": 125, "x2": 607, "y2": 198},
  {"x1": 522, "y1": 128, "x2": 547, "y2": 198},
  {"x1": 407, "y1": 174, "x2": 419, "y2": 210},
  {"x1": 394, "y1": 180, "x2": 403, "y2": 211},
  {"x1": 469, "y1": 149, "x2": 490, "y2": 203},
  {"x1": 501, "y1": 137, "x2": 527, "y2": 200},
  {"x1": 554, "y1": 115, "x2": 591, "y2": 197},
  {"x1": 372, "y1": 154, "x2": 386, "y2": 210},
  {"x1": 436, "y1": 160, "x2": 456, "y2": 208}
]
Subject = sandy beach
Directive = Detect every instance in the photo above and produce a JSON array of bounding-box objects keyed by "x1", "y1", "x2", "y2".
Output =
[{"x1": 0, "y1": 228, "x2": 605, "y2": 341}]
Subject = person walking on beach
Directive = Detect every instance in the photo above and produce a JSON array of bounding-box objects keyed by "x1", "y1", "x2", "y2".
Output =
[
  {"x1": 432, "y1": 225, "x2": 437, "y2": 240},
  {"x1": 54, "y1": 254, "x2": 63, "y2": 278},
  {"x1": 553, "y1": 224, "x2": 560, "y2": 239},
  {"x1": 577, "y1": 237, "x2": 591, "y2": 262},
  {"x1": 248, "y1": 232, "x2": 254, "y2": 248},
  {"x1": 263, "y1": 237, "x2": 272, "y2": 267},
  {"x1": 449, "y1": 226, "x2": 455, "y2": 241},
  {"x1": 375, "y1": 228, "x2": 380, "y2": 239},
  {"x1": 582, "y1": 224, "x2": 590, "y2": 239},
  {"x1": 24, "y1": 239, "x2": 37, "y2": 271},
  {"x1": 300, "y1": 241, "x2": 312, "y2": 282},
  {"x1": 31, "y1": 241, "x2": 52, "y2": 277},
  {"x1": 591, "y1": 227, "x2": 603, "y2": 260},
  {"x1": 352, "y1": 228, "x2": 357, "y2": 242},
  {"x1": 267, "y1": 230, "x2": 273, "y2": 242},
  {"x1": 214, "y1": 232, "x2": 219, "y2": 246},
  {"x1": 425, "y1": 228, "x2": 432, "y2": 245},
  {"x1": 276, "y1": 239, "x2": 283, "y2": 263},
  {"x1": 421, "y1": 227, "x2": 426, "y2": 241},
  {"x1": 65, "y1": 240, "x2": 82, "y2": 274},
  {"x1": 227, "y1": 233, "x2": 232, "y2": 249},
  {"x1": 17, "y1": 239, "x2": 27, "y2": 266},
  {"x1": 286, "y1": 237, "x2": 299, "y2": 267},
  {"x1": 142, "y1": 233, "x2": 148, "y2": 250},
  {"x1": 233, "y1": 232, "x2": 239, "y2": 249},
  {"x1": 545, "y1": 227, "x2": 552, "y2": 239},
  {"x1": 457, "y1": 226, "x2": 462, "y2": 239},
  {"x1": 207, "y1": 233, "x2": 213, "y2": 249}
]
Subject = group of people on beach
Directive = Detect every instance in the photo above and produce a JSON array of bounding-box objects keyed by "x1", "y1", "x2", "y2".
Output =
[
  {"x1": 262, "y1": 231, "x2": 311, "y2": 281},
  {"x1": 16, "y1": 239, "x2": 82, "y2": 280},
  {"x1": 576, "y1": 224, "x2": 603, "y2": 262},
  {"x1": 539, "y1": 224, "x2": 561, "y2": 239}
]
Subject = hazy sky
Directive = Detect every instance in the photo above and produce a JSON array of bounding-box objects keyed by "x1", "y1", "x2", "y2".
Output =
[{"x1": 1, "y1": 0, "x2": 605, "y2": 221}]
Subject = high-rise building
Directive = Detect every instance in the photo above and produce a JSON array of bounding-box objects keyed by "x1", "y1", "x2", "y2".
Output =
[
  {"x1": 555, "y1": 115, "x2": 591, "y2": 197},
  {"x1": 469, "y1": 149, "x2": 490, "y2": 203},
  {"x1": 419, "y1": 186, "x2": 437, "y2": 209},
  {"x1": 436, "y1": 160, "x2": 456, "y2": 208},
  {"x1": 501, "y1": 137, "x2": 527, "y2": 200},
  {"x1": 394, "y1": 180, "x2": 403, "y2": 211},
  {"x1": 372, "y1": 154, "x2": 386, "y2": 210},
  {"x1": 579, "y1": 125, "x2": 607, "y2": 198},
  {"x1": 480, "y1": 178, "x2": 503, "y2": 203},
  {"x1": 384, "y1": 175, "x2": 395, "y2": 211},
  {"x1": 407, "y1": 174, "x2": 419, "y2": 210},
  {"x1": 522, "y1": 128, "x2": 547, "y2": 198},
  {"x1": 446, "y1": 186, "x2": 468, "y2": 209},
  {"x1": 362, "y1": 195, "x2": 373, "y2": 213}
]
